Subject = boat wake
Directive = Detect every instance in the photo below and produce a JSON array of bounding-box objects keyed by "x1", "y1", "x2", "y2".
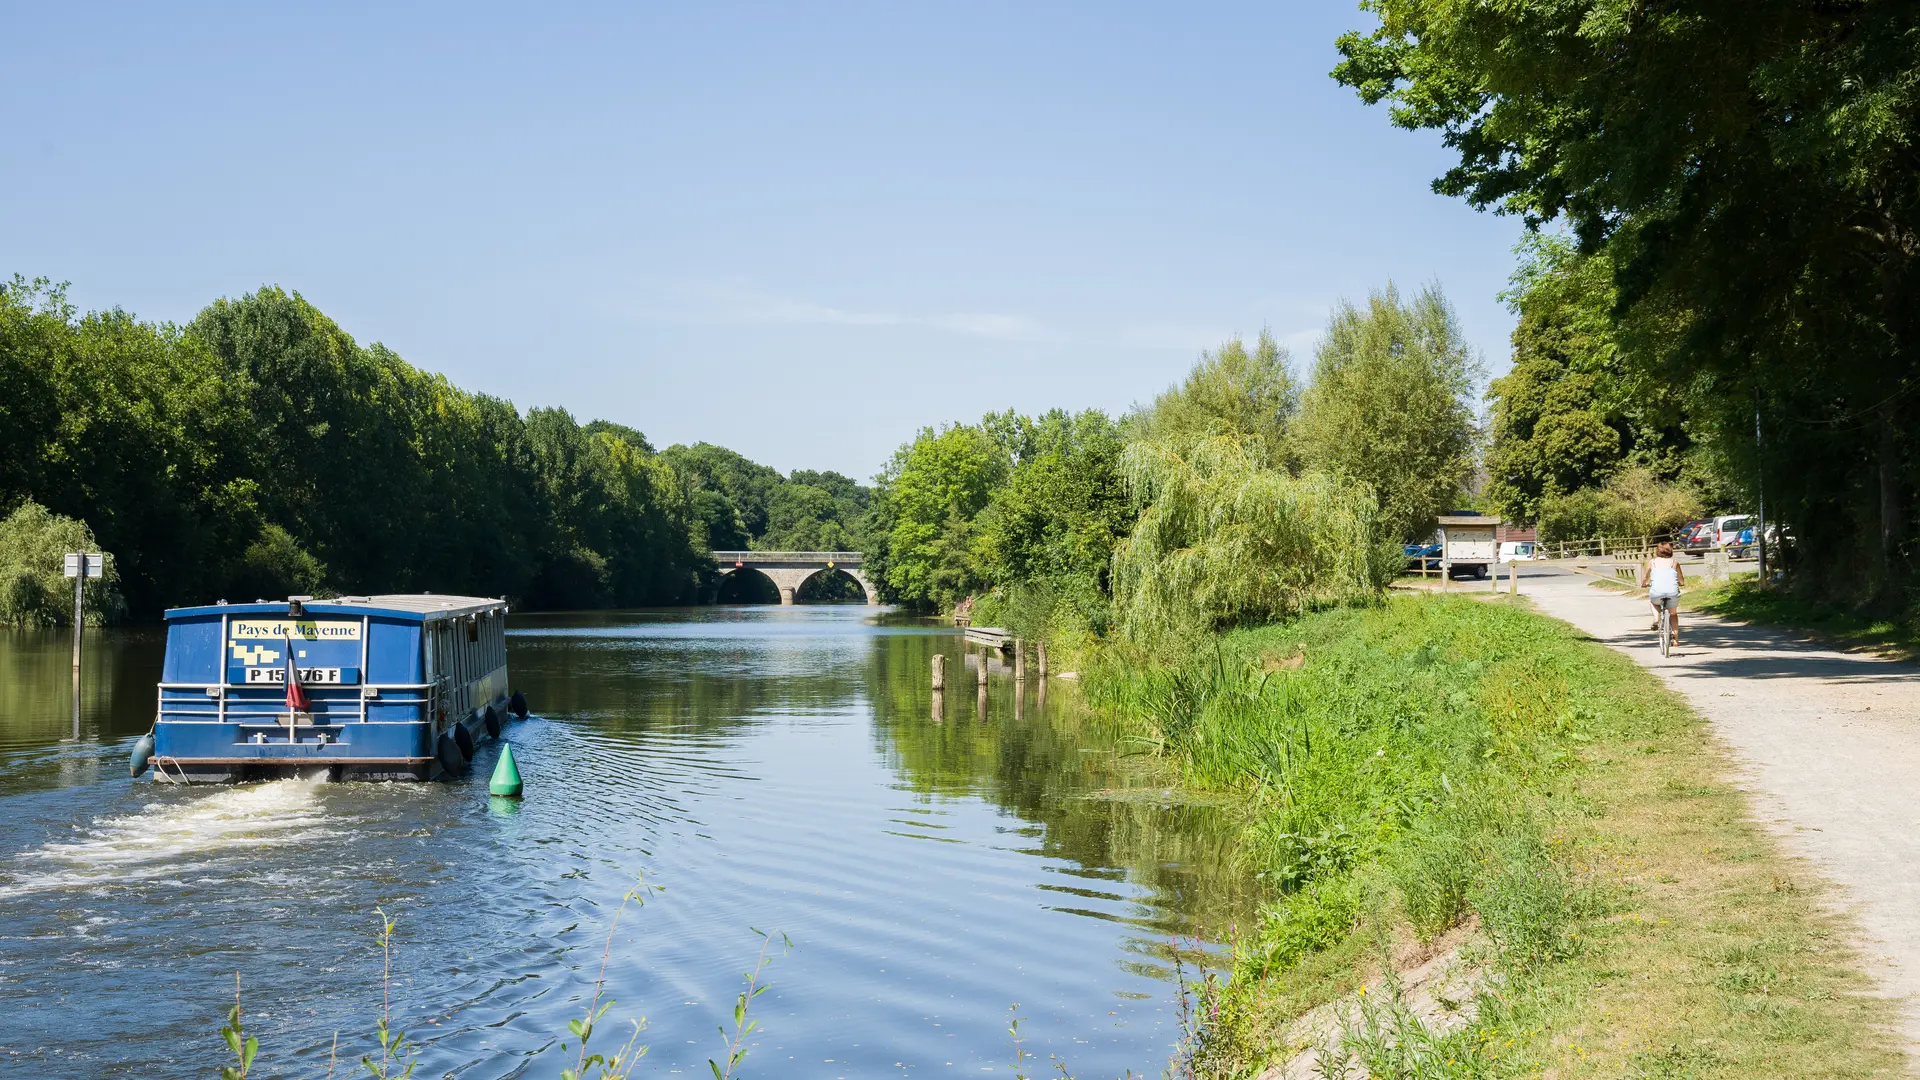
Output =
[{"x1": 0, "y1": 777, "x2": 339, "y2": 899}]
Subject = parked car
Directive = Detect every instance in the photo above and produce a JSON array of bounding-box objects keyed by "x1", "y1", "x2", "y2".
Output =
[
  {"x1": 1713, "y1": 514, "x2": 1752, "y2": 548},
  {"x1": 1730, "y1": 523, "x2": 1791, "y2": 559},
  {"x1": 1403, "y1": 541, "x2": 1442, "y2": 570},
  {"x1": 1678, "y1": 520, "x2": 1717, "y2": 553},
  {"x1": 1498, "y1": 541, "x2": 1539, "y2": 562}
]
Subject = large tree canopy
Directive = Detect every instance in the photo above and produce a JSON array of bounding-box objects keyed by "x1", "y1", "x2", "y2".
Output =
[{"x1": 1335, "y1": 1, "x2": 1920, "y2": 603}]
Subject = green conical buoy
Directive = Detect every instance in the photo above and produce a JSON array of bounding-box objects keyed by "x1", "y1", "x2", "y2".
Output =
[{"x1": 489, "y1": 743, "x2": 524, "y2": 798}]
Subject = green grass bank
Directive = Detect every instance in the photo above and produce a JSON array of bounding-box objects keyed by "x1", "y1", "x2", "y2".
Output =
[{"x1": 1086, "y1": 593, "x2": 1903, "y2": 1079}]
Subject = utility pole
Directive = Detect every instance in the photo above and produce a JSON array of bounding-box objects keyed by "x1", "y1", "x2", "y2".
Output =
[
  {"x1": 63, "y1": 552, "x2": 102, "y2": 739},
  {"x1": 1754, "y1": 398, "x2": 1769, "y2": 580}
]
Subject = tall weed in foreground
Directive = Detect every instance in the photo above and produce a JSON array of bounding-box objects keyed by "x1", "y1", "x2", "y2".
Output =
[
  {"x1": 710, "y1": 928, "x2": 791, "y2": 1080},
  {"x1": 217, "y1": 973, "x2": 259, "y2": 1080},
  {"x1": 561, "y1": 874, "x2": 665, "y2": 1080},
  {"x1": 363, "y1": 907, "x2": 418, "y2": 1079},
  {"x1": 207, "y1": 873, "x2": 788, "y2": 1079}
]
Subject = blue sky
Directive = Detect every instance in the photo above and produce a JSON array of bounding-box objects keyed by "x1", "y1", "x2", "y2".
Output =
[{"x1": 1, "y1": 2, "x2": 1526, "y2": 480}]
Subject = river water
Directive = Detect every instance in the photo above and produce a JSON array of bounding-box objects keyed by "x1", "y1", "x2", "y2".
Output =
[{"x1": 0, "y1": 606, "x2": 1259, "y2": 1078}]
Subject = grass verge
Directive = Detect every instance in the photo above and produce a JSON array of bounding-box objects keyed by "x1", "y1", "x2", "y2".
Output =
[
  {"x1": 1086, "y1": 593, "x2": 1903, "y2": 1078},
  {"x1": 1687, "y1": 579, "x2": 1920, "y2": 661}
]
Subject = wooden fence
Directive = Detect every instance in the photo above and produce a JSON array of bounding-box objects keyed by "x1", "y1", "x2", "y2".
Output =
[{"x1": 1537, "y1": 533, "x2": 1671, "y2": 561}]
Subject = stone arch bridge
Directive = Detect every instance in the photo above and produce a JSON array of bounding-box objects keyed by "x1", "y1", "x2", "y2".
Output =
[{"x1": 710, "y1": 551, "x2": 878, "y2": 605}]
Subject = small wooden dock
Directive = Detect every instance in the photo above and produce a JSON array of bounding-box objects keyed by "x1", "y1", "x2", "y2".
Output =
[{"x1": 963, "y1": 627, "x2": 1014, "y2": 654}]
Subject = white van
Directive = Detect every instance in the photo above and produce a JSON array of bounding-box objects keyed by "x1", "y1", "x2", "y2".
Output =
[
  {"x1": 1498, "y1": 541, "x2": 1538, "y2": 562},
  {"x1": 1713, "y1": 515, "x2": 1751, "y2": 547}
]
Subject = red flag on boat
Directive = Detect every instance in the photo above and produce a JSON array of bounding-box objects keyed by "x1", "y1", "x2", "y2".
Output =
[{"x1": 281, "y1": 630, "x2": 311, "y2": 712}]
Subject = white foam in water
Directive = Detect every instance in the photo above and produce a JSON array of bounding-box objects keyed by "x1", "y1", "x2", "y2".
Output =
[{"x1": 0, "y1": 778, "x2": 338, "y2": 899}]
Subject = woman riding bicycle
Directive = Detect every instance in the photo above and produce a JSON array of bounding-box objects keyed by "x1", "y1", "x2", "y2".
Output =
[{"x1": 1640, "y1": 541, "x2": 1684, "y2": 648}]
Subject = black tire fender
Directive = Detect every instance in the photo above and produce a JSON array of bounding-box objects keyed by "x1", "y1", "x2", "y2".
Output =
[{"x1": 436, "y1": 731, "x2": 467, "y2": 776}]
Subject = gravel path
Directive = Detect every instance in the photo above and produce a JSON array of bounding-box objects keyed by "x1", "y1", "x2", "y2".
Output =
[{"x1": 1525, "y1": 570, "x2": 1920, "y2": 1053}]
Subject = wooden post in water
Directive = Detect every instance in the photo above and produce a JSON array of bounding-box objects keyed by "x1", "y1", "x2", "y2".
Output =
[
  {"x1": 931, "y1": 653, "x2": 945, "y2": 692},
  {"x1": 1014, "y1": 679, "x2": 1025, "y2": 721},
  {"x1": 1013, "y1": 638, "x2": 1025, "y2": 681},
  {"x1": 976, "y1": 647, "x2": 989, "y2": 688},
  {"x1": 1036, "y1": 641, "x2": 1047, "y2": 678}
]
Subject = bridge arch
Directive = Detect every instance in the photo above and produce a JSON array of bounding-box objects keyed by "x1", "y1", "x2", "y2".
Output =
[
  {"x1": 709, "y1": 552, "x2": 879, "y2": 606},
  {"x1": 712, "y1": 566, "x2": 781, "y2": 604}
]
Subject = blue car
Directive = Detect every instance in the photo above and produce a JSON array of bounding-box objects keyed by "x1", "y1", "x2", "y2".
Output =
[{"x1": 1404, "y1": 542, "x2": 1442, "y2": 569}]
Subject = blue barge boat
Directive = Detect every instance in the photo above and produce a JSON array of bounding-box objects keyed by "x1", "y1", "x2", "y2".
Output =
[{"x1": 138, "y1": 594, "x2": 526, "y2": 782}]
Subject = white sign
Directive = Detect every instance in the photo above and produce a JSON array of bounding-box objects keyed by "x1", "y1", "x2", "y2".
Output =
[
  {"x1": 230, "y1": 619, "x2": 361, "y2": 641},
  {"x1": 62, "y1": 553, "x2": 104, "y2": 579},
  {"x1": 246, "y1": 667, "x2": 344, "y2": 685}
]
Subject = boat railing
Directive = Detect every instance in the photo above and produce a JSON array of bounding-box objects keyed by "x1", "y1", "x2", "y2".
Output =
[{"x1": 156, "y1": 682, "x2": 434, "y2": 722}]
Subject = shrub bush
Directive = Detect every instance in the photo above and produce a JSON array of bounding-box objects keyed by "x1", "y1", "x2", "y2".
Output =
[{"x1": 1537, "y1": 466, "x2": 1703, "y2": 543}]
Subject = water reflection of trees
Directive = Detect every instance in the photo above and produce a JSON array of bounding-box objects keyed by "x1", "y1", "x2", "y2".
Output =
[
  {"x1": 0, "y1": 628, "x2": 163, "y2": 748},
  {"x1": 510, "y1": 614, "x2": 1267, "y2": 955},
  {"x1": 507, "y1": 611, "x2": 877, "y2": 734},
  {"x1": 865, "y1": 631, "x2": 1267, "y2": 952}
]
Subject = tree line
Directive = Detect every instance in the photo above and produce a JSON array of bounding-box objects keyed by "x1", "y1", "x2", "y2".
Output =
[
  {"x1": 0, "y1": 279, "x2": 869, "y2": 625},
  {"x1": 866, "y1": 284, "x2": 1481, "y2": 656}
]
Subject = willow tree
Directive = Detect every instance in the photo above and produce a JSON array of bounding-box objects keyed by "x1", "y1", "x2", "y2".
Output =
[
  {"x1": 1111, "y1": 435, "x2": 1395, "y2": 654},
  {"x1": 1291, "y1": 284, "x2": 1480, "y2": 542},
  {"x1": 0, "y1": 501, "x2": 123, "y2": 626}
]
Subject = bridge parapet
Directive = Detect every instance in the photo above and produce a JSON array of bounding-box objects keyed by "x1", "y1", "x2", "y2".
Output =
[{"x1": 710, "y1": 551, "x2": 863, "y2": 565}]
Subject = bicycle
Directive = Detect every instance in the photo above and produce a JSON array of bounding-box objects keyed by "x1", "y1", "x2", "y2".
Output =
[{"x1": 1652, "y1": 595, "x2": 1678, "y2": 656}]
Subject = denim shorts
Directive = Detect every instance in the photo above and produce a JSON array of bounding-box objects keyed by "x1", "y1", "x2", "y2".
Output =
[{"x1": 1651, "y1": 594, "x2": 1679, "y2": 610}]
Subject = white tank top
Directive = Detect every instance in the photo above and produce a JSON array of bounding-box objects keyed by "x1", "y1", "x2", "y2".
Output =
[{"x1": 1648, "y1": 557, "x2": 1680, "y2": 597}]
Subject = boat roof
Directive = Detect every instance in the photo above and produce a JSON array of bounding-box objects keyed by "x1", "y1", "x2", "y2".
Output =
[{"x1": 164, "y1": 594, "x2": 509, "y2": 622}]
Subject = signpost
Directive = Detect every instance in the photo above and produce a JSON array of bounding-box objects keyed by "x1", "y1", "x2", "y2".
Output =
[{"x1": 63, "y1": 553, "x2": 103, "y2": 739}]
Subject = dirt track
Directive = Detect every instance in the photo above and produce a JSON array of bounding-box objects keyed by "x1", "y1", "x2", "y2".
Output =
[{"x1": 1526, "y1": 571, "x2": 1920, "y2": 1054}]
